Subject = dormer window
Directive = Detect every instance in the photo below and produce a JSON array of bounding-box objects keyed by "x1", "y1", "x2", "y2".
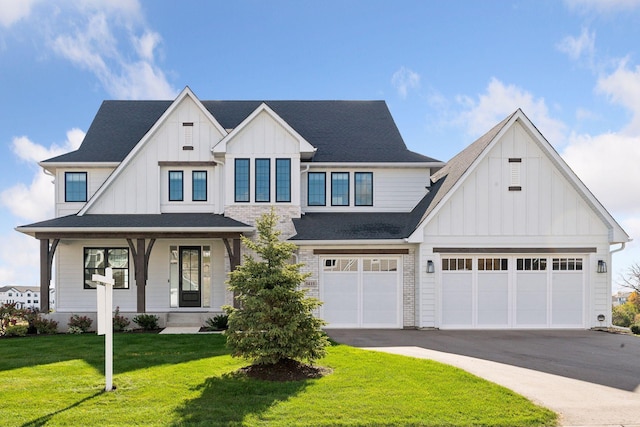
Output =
[
  {"x1": 168, "y1": 171, "x2": 184, "y2": 201},
  {"x1": 65, "y1": 172, "x2": 87, "y2": 202},
  {"x1": 331, "y1": 172, "x2": 349, "y2": 206}
]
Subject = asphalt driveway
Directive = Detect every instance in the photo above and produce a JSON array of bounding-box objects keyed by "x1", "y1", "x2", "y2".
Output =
[{"x1": 326, "y1": 329, "x2": 640, "y2": 426}]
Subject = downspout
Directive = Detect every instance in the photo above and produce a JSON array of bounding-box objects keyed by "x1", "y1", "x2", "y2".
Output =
[{"x1": 610, "y1": 242, "x2": 626, "y2": 255}]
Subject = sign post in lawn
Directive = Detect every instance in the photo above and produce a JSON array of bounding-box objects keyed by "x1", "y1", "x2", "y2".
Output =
[{"x1": 93, "y1": 267, "x2": 114, "y2": 392}]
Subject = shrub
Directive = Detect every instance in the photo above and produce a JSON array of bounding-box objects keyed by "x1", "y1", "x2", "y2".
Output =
[
  {"x1": 612, "y1": 302, "x2": 637, "y2": 327},
  {"x1": 23, "y1": 308, "x2": 40, "y2": 334},
  {"x1": 132, "y1": 314, "x2": 159, "y2": 331},
  {"x1": 5, "y1": 324, "x2": 28, "y2": 337},
  {"x1": 33, "y1": 317, "x2": 58, "y2": 335},
  {"x1": 0, "y1": 302, "x2": 24, "y2": 336},
  {"x1": 204, "y1": 314, "x2": 228, "y2": 331},
  {"x1": 67, "y1": 326, "x2": 84, "y2": 335},
  {"x1": 68, "y1": 314, "x2": 93, "y2": 333},
  {"x1": 113, "y1": 307, "x2": 130, "y2": 332},
  {"x1": 631, "y1": 324, "x2": 640, "y2": 335}
]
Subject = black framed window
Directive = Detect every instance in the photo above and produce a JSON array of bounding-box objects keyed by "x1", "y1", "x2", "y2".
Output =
[
  {"x1": 255, "y1": 158, "x2": 270, "y2": 202},
  {"x1": 192, "y1": 171, "x2": 207, "y2": 201},
  {"x1": 84, "y1": 248, "x2": 129, "y2": 289},
  {"x1": 65, "y1": 172, "x2": 87, "y2": 202},
  {"x1": 275, "y1": 158, "x2": 291, "y2": 202},
  {"x1": 308, "y1": 172, "x2": 326, "y2": 206},
  {"x1": 168, "y1": 171, "x2": 183, "y2": 201},
  {"x1": 331, "y1": 172, "x2": 349, "y2": 206},
  {"x1": 354, "y1": 172, "x2": 373, "y2": 206},
  {"x1": 234, "y1": 159, "x2": 250, "y2": 202}
]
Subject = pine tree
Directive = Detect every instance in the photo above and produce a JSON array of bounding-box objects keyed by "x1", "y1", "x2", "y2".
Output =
[{"x1": 224, "y1": 210, "x2": 329, "y2": 366}]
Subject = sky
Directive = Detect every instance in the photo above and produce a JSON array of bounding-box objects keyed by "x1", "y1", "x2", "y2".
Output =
[{"x1": 1, "y1": 0, "x2": 639, "y2": 293}]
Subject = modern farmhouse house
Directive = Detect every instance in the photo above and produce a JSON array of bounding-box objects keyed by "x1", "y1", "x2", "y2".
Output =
[{"x1": 17, "y1": 87, "x2": 629, "y2": 330}]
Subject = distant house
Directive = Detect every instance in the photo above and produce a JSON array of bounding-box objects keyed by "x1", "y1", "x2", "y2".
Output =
[
  {"x1": 0, "y1": 286, "x2": 40, "y2": 310},
  {"x1": 17, "y1": 87, "x2": 629, "y2": 329},
  {"x1": 612, "y1": 291, "x2": 632, "y2": 307}
]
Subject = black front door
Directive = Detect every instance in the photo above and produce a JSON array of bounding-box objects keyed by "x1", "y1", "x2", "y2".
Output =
[{"x1": 179, "y1": 246, "x2": 201, "y2": 307}]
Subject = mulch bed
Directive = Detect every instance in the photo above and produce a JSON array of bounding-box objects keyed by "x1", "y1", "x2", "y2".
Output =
[{"x1": 238, "y1": 358, "x2": 332, "y2": 382}]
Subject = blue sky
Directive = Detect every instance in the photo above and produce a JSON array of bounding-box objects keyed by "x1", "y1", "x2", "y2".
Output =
[{"x1": 1, "y1": 0, "x2": 639, "y2": 292}]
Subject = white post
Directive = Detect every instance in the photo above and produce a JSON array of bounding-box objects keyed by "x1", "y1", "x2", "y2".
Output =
[{"x1": 93, "y1": 267, "x2": 115, "y2": 392}]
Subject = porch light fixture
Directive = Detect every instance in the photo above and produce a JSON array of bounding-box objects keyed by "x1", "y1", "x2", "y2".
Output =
[
  {"x1": 426, "y1": 260, "x2": 435, "y2": 274},
  {"x1": 597, "y1": 260, "x2": 607, "y2": 273}
]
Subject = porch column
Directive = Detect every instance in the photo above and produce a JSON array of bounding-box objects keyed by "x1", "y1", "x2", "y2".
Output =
[
  {"x1": 223, "y1": 237, "x2": 242, "y2": 308},
  {"x1": 127, "y1": 238, "x2": 156, "y2": 313},
  {"x1": 38, "y1": 238, "x2": 58, "y2": 312}
]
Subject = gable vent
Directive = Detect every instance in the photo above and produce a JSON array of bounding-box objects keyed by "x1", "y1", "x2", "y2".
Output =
[
  {"x1": 183, "y1": 122, "x2": 193, "y2": 149},
  {"x1": 509, "y1": 158, "x2": 521, "y2": 191}
]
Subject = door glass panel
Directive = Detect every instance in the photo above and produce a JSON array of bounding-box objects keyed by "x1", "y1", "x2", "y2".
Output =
[
  {"x1": 182, "y1": 248, "x2": 200, "y2": 291},
  {"x1": 202, "y1": 246, "x2": 211, "y2": 308}
]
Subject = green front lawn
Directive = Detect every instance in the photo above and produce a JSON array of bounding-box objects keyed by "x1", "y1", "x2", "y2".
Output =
[{"x1": 0, "y1": 333, "x2": 556, "y2": 426}]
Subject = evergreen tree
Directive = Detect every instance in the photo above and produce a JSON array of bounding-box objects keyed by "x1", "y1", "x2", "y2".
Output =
[{"x1": 224, "y1": 210, "x2": 329, "y2": 366}]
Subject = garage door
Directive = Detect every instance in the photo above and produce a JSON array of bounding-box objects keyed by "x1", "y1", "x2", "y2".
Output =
[
  {"x1": 441, "y1": 255, "x2": 585, "y2": 329},
  {"x1": 320, "y1": 257, "x2": 402, "y2": 328}
]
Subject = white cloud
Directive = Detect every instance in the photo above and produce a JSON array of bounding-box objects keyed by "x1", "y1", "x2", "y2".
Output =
[
  {"x1": 456, "y1": 78, "x2": 567, "y2": 145},
  {"x1": 0, "y1": 0, "x2": 39, "y2": 28},
  {"x1": 565, "y1": 0, "x2": 640, "y2": 13},
  {"x1": 557, "y1": 27, "x2": 595, "y2": 63},
  {"x1": 133, "y1": 31, "x2": 161, "y2": 61},
  {"x1": 596, "y1": 58, "x2": 640, "y2": 135},
  {"x1": 562, "y1": 131, "x2": 640, "y2": 215},
  {"x1": 392, "y1": 66, "x2": 420, "y2": 99},
  {"x1": 0, "y1": 129, "x2": 84, "y2": 222}
]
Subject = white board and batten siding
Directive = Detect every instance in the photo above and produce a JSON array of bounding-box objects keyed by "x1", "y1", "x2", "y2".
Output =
[
  {"x1": 302, "y1": 166, "x2": 431, "y2": 212},
  {"x1": 418, "y1": 121, "x2": 614, "y2": 329},
  {"x1": 223, "y1": 110, "x2": 302, "y2": 207},
  {"x1": 86, "y1": 96, "x2": 226, "y2": 215},
  {"x1": 55, "y1": 167, "x2": 115, "y2": 217}
]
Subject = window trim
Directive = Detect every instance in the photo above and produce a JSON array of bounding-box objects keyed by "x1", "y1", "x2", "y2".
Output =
[
  {"x1": 83, "y1": 247, "x2": 130, "y2": 290},
  {"x1": 275, "y1": 158, "x2": 291, "y2": 203},
  {"x1": 65, "y1": 172, "x2": 87, "y2": 202},
  {"x1": 354, "y1": 172, "x2": 373, "y2": 206},
  {"x1": 168, "y1": 170, "x2": 184, "y2": 201},
  {"x1": 331, "y1": 172, "x2": 350, "y2": 206},
  {"x1": 308, "y1": 172, "x2": 326, "y2": 206},
  {"x1": 234, "y1": 158, "x2": 250, "y2": 203},
  {"x1": 255, "y1": 158, "x2": 271, "y2": 203},
  {"x1": 192, "y1": 170, "x2": 207, "y2": 202}
]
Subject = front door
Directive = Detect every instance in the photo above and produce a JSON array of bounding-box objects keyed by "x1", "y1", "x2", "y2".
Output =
[{"x1": 179, "y1": 246, "x2": 201, "y2": 307}]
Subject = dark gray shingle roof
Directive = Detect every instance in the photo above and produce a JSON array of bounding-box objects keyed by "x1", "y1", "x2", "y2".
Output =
[
  {"x1": 44, "y1": 100, "x2": 439, "y2": 164},
  {"x1": 18, "y1": 213, "x2": 249, "y2": 230}
]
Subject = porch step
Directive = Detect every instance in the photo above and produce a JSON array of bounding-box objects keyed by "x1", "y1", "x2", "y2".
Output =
[{"x1": 165, "y1": 312, "x2": 205, "y2": 328}]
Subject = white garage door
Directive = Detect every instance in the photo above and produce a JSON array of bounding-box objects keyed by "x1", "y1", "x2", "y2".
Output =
[
  {"x1": 320, "y1": 257, "x2": 402, "y2": 328},
  {"x1": 441, "y1": 255, "x2": 585, "y2": 329}
]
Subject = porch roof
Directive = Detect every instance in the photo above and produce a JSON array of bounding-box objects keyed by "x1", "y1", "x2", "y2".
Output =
[{"x1": 16, "y1": 213, "x2": 252, "y2": 239}]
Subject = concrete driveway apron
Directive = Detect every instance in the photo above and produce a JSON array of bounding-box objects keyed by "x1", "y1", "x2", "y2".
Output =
[{"x1": 326, "y1": 329, "x2": 640, "y2": 427}]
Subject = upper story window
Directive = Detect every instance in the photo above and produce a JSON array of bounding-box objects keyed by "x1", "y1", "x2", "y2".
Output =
[
  {"x1": 235, "y1": 159, "x2": 250, "y2": 202},
  {"x1": 65, "y1": 172, "x2": 87, "y2": 202},
  {"x1": 84, "y1": 248, "x2": 129, "y2": 289},
  {"x1": 192, "y1": 171, "x2": 207, "y2": 201},
  {"x1": 255, "y1": 159, "x2": 271, "y2": 202},
  {"x1": 308, "y1": 172, "x2": 326, "y2": 206},
  {"x1": 331, "y1": 172, "x2": 349, "y2": 206},
  {"x1": 354, "y1": 172, "x2": 373, "y2": 206},
  {"x1": 276, "y1": 158, "x2": 291, "y2": 202},
  {"x1": 168, "y1": 171, "x2": 183, "y2": 201}
]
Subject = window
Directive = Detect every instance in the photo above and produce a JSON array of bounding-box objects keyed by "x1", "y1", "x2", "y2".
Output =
[
  {"x1": 331, "y1": 172, "x2": 349, "y2": 206},
  {"x1": 442, "y1": 258, "x2": 473, "y2": 271},
  {"x1": 65, "y1": 172, "x2": 87, "y2": 202},
  {"x1": 478, "y1": 258, "x2": 508, "y2": 271},
  {"x1": 255, "y1": 159, "x2": 270, "y2": 202},
  {"x1": 234, "y1": 159, "x2": 250, "y2": 202},
  {"x1": 552, "y1": 258, "x2": 583, "y2": 271},
  {"x1": 517, "y1": 258, "x2": 547, "y2": 271},
  {"x1": 84, "y1": 248, "x2": 129, "y2": 289},
  {"x1": 275, "y1": 159, "x2": 291, "y2": 202},
  {"x1": 308, "y1": 172, "x2": 326, "y2": 206},
  {"x1": 168, "y1": 171, "x2": 183, "y2": 201},
  {"x1": 192, "y1": 171, "x2": 207, "y2": 201},
  {"x1": 354, "y1": 172, "x2": 373, "y2": 206},
  {"x1": 363, "y1": 258, "x2": 398, "y2": 272},
  {"x1": 323, "y1": 258, "x2": 358, "y2": 272}
]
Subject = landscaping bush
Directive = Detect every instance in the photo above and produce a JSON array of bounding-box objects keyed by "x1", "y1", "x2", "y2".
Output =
[
  {"x1": 113, "y1": 306, "x2": 130, "y2": 332},
  {"x1": 204, "y1": 314, "x2": 228, "y2": 331},
  {"x1": 23, "y1": 308, "x2": 40, "y2": 334},
  {"x1": 631, "y1": 324, "x2": 640, "y2": 335},
  {"x1": 5, "y1": 324, "x2": 28, "y2": 337},
  {"x1": 132, "y1": 314, "x2": 159, "y2": 330},
  {"x1": 68, "y1": 314, "x2": 93, "y2": 333},
  {"x1": 67, "y1": 326, "x2": 84, "y2": 335},
  {"x1": 33, "y1": 317, "x2": 58, "y2": 335},
  {"x1": 612, "y1": 302, "x2": 637, "y2": 327},
  {"x1": 0, "y1": 302, "x2": 24, "y2": 336}
]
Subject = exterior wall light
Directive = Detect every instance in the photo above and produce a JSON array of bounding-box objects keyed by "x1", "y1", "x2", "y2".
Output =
[
  {"x1": 426, "y1": 260, "x2": 435, "y2": 273},
  {"x1": 597, "y1": 260, "x2": 607, "y2": 273}
]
